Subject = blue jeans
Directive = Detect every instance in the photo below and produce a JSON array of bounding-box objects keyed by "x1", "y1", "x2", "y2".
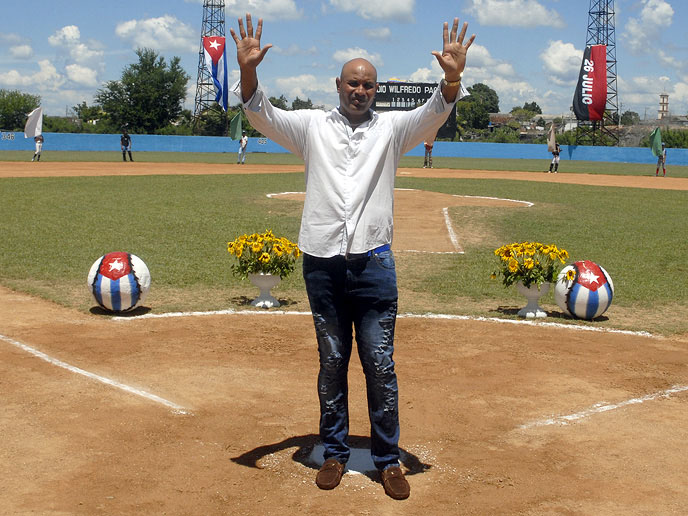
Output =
[{"x1": 303, "y1": 250, "x2": 400, "y2": 470}]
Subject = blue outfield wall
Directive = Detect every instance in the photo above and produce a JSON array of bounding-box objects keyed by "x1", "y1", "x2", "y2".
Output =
[{"x1": 3, "y1": 131, "x2": 687, "y2": 166}]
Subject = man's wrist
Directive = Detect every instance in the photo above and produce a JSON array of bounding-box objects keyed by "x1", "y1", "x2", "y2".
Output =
[{"x1": 443, "y1": 72, "x2": 463, "y2": 86}]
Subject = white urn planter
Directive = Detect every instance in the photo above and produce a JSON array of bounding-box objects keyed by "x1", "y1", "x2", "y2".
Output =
[
  {"x1": 516, "y1": 281, "x2": 550, "y2": 319},
  {"x1": 248, "y1": 273, "x2": 281, "y2": 308}
]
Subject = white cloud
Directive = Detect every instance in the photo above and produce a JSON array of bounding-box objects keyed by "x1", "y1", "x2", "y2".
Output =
[
  {"x1": 224, "y1": 0, "x2": 303, "y2": 20},
  {"x1": 48, "y1": 25, "x2": 81, "y2": 47},
  {"x1": 275, "y1": 74, "x2": 334, "y2": 101},
  {"x1": 0, "y1": 60, "x2": 66, "y2": 91},
  {"x1": 407, "y1": 57, "x2": 445, "y2": 82},
  {"x1": 272, "y1": 44, "x2": 317, "y2": 56},
  {"x1": 10, "y1": 45, "x2": 33, "y2": 59},
  {"x1": 624, "y1": 0, "x2": 674, "y2": 54},
  {"x1": 540, "y1": 40, "x2": 583, "y2": 86},
  {"x1": 0, "y1": 32, "x2": 22, "y2": 44},
  {"x1": 455, "y1": 43, "x2": 516, "y2": 78},
  {"x1": 48, "y1": 25, "x2": 103, "y2": 67},
  {"x1": 332, "y1": 47, "x2": 383, "y2": 67},
  {"x1": 329, "y1": 0, "x2": 414, "y2": 22},
  {"x1": 671, "y1": 81, "x2": 688, "y2": 106},
  {"x1": 363, "y1": 27, "x2": 392, "y2": 41},
  {"x1": 465, "y1": 0, "x2": 565, "y2": 28},
  {"x1": 65, "y1": 64, "x2": 99, "y2": 87},
  {"x1": 115, "y1": 15, "x2": 197, "y2": 52}
]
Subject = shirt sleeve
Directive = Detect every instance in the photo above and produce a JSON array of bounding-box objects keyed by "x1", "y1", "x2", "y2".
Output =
[
  {"x1": 390, "y1": 83, "x2": 464, "y2": 155},
  {"x1": 231, "y1": 80, "x2": 313, "y2": 159}
]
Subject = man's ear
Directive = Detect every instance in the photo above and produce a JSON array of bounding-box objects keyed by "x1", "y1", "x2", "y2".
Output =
[{"x1": 335, "y1": 77, "x2": 341, "y2": 92}]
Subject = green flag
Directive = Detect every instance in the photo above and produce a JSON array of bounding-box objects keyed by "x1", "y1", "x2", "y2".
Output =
[
  {"x1": 229, "y1": 112, "x2": 242, "y2": 140},
  {"x1": 649, "y1": 127, "x2": 662, "y2": 157}
]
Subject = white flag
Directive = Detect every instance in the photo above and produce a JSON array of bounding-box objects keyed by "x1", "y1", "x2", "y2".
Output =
[
  {"x1": 547, "y1": 123, "x2": 556, "y2": 152},
  {"x1": 24, "y1": 107, "x2": 43, "y2": 138}
]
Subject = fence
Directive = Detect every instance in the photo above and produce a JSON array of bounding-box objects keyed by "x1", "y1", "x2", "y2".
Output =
[{"x1": 2, "y1": 131, "x2": 686, "y2": 165}]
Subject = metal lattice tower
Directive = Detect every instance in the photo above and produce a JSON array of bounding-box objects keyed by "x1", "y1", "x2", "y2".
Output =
[
  {"x1": 192, "y1": 1, "x2": 226, "y2": 135},
  {"x1": 576, "y1": 0, "x2": 619, "y2": 145}
]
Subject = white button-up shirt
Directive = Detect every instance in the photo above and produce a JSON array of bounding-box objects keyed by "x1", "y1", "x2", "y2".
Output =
[{"x1": 234, "y1": 81, "x2": 460, "y2": 258}]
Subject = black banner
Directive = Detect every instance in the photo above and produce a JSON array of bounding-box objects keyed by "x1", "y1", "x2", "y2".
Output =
[
  {"x1": 373, "y1": 82, "x2": 457, "y2": 139},
  {"x1": 572, "y1": 45, "x2": 607, "y2": 121}
]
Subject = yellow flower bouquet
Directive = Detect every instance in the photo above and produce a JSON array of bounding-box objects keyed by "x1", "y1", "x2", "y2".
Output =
[
  {"x1": 227, "y1": 230, "x2": 301, "y2": 279},
  {"x1": 492, "y1": 241, "x2": 569, "y2": 288}
]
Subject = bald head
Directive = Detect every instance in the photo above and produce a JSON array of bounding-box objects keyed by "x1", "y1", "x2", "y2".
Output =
[
  {"x1": 339, "y1": 58, "x2": 378, "y2": 82},
  {"x1": 336, "y1": 58, "x2": 378, "y2": 125}
]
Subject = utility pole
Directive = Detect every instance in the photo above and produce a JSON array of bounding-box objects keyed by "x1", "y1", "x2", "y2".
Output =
[
  {"x1": 192, "y1": 1, "x2": 226, "y2": 135},
  {"x1": 576, "y1": 0, "x2": 619, "y2": 146}
]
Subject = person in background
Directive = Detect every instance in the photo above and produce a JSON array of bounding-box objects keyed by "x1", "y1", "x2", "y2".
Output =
[
  {"x1": 549, "y1": 142, "x2": 560, "y2": 173},
  {"x1": 423, "y1": 135, "x2": 435, "y2": 168},
  {"x1": 31, "y1": 134, "x2": 44, "y2": 162},
  {"x1": 656, "y1": 142, "x2": 667, "y2": 177},
  {"x1": 121, "y1": 129, "x2": 133, "y2": 162},
  {"x1": 238, "y1": 131, "x2": 248, "y2": 164}
]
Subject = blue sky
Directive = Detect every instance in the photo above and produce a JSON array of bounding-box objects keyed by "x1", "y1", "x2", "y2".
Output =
[{"x1": 1, "y1": 0, "x2": 686, "y2": 120}]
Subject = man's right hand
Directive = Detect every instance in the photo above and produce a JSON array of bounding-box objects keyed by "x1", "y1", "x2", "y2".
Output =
[{"x1": 230, "y1": 13, "x2": 272, "y2": 101}]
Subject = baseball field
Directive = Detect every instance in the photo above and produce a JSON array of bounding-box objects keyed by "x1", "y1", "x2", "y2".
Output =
[{"x1": 1, "y1": 156, "x2": 688, "y2": 515}]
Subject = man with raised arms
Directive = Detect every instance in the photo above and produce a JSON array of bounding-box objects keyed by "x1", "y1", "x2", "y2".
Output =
[{"x1": 230, "y1": 13, "x2": 475, "y2": 500}]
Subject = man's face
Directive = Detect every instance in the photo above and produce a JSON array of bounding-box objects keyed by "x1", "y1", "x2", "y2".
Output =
[{"x1": 336, "y1": 59, "x2": 377, "y2": 125}]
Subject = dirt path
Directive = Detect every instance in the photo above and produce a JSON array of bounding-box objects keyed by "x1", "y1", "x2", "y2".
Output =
[
  {"x1": 2, "y1": 161, "x2": 688, "y2": 515},
  {"x1": 3, "y1": 161, "x2": 688, "y2": 191}
]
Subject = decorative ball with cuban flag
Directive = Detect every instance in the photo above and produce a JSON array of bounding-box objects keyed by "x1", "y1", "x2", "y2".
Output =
[
  {"x1": 87, "y1": 252, "x2": 151, "y2": 312},
  {"x1": 554, "y1": 260, "x2": 614, "y2": 320}
]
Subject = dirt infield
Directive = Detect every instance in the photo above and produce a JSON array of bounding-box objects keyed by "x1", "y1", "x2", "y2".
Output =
[{"x1": 2, "y1": 162, "x2": 688, "y2": 515}]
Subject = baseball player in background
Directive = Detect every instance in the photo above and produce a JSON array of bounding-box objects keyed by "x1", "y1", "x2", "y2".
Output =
[
  {"x1": 238, "y1": 131, "x2": 248, "y2": 164},
  {"x1": 31, "y1": 134, "x2": 44, "y2": 162},
  {"x1": 121, "y1": 129, "x2": 134, "y2": 162},
  {"x1": 656, "y1": 142, "x2": 667, "y2": 177}
]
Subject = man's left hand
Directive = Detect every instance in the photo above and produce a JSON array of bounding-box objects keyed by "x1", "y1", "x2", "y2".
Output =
[{"x1": 431, "y1": 18, "x2": 475, "y2": 81}]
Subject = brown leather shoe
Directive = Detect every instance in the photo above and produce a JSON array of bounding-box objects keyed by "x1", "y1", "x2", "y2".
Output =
[
  {"x1": 316, "y1": 458, "x2": 345, "y2": 490},
  {"x1": 381, "y1": 465, "x2": 410, "y2": 500}
]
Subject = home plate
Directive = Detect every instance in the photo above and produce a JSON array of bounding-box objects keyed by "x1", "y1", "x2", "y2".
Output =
[{"x1": 308, "y1": 445, "x2": 377, "y2": 474}]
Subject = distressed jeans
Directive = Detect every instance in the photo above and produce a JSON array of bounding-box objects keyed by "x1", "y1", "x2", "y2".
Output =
[{"x1": 303, "y1": 251, "x2": 400, "y2": 470}]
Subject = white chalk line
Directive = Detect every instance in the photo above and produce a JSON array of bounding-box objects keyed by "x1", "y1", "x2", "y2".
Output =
[
  {"x1": 442, "y1": 207, "x2": 464, "y2": 253},
  {"x1": 266, "y1": 190, "x2": 533, "y2": 257},
  {"x1": 520, "y1": 385, "x2": 688, "y2": 429},
  {"x1": 454, "y1": 194, "x2": 534, "y2": 208},
  {"x1": 0, "y1": 333, "x2": 191, "y2": 415},
  {"x1": 112, "y1": 308, "x2": 655, "y2": 338}
]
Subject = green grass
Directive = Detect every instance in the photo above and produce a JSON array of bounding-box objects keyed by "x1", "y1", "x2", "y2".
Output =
[
  {"x1": 1, "y1": 156, "x2": 687, "y2": 335},
  {"x1": 395, "y1": 178, "x2": 688, "y2": 309}
]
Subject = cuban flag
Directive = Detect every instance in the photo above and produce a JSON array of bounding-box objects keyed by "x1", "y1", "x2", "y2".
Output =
[
  {"x1": 566, "y1": 260, "x2": 614, "y2": 320},
  {"x1": 203, "y1": 36, "x2": 229, "y2": 111},
  {"x1": 88, "y1": 252, "x2": 149, "y2": 312}
]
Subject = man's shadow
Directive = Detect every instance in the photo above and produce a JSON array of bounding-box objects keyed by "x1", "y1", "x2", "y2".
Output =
[{"x1": 231, "y1": 434, "x2": 431, "y2": 482}]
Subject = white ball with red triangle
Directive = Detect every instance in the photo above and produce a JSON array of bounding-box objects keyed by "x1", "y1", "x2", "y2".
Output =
[
  {"x1": 87, "y1": 252, "x2": 151, "y2": 312},
  {"x1": 554, "y1": 260, "x2": 614, "y2": 320}
]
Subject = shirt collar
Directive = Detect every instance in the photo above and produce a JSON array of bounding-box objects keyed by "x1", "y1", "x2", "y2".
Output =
[{"x1": 331, "y1": 107, "x2": 378, "y2": 130}]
